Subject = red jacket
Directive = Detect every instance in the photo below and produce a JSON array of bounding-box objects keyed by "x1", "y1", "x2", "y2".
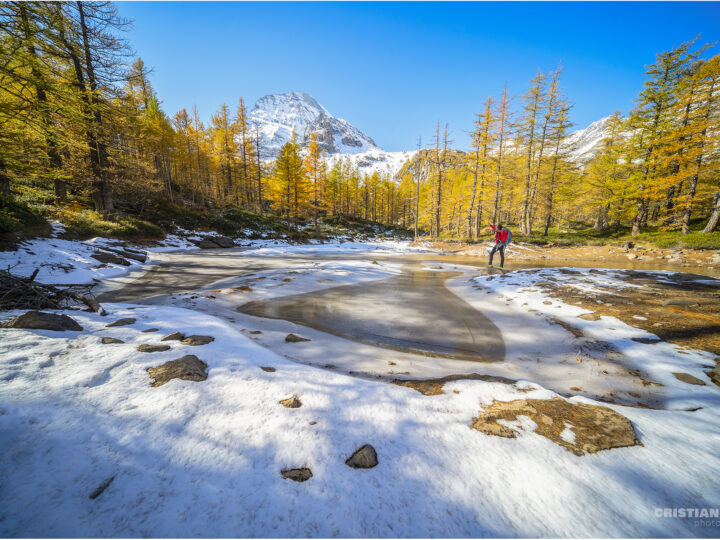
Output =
[{"x1": 490, "y1": 225, "x2": 509, "y2": 243}]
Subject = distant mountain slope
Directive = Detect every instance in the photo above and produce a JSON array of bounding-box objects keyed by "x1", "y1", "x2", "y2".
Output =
[
  {"x1": 563, "y1": 116, "x2": 613, "y2": 163},
  {"x1": 325, "y1": 149, "x2": 419, "y2": 178},
  {"x1": 249, "y1": 91, "x2": 379, "y2": 158}
]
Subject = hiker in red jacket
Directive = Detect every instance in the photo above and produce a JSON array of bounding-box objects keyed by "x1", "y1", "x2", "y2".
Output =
[{"x1": 488, "y1": 223, "x2": 510, "y2": 268}]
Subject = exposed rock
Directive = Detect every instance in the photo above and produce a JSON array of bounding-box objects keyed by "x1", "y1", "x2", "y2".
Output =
[
  {"x1": 99, "y1": 245, "x2": 147, "y2": 263},
  {"x1": 621, "y1": 241, "x2": 634, "y2": 251},
  {"x1": 161, "y1": 331, "x2": 185, "y2": 341},
  {"x1": 631, "y1": 337, "x2": 661, "y2": 344},
  {"x1": 235, "y1": 286, "x2": 253, "y2": 292},
  {"x1": 91, "y1": 252, "x2": 131, "y2": 266},
  {"x1": 285, "y1": 333, "x2": 310, "y2": 343},
  {"x1": 194, "y1": 236, "x2": 235, "y2": 249},
  {"x1": 662, "y1": 299, "x2": 699, "y2": 307},
  {"x1": 627, "y1": 253, "x2": 638, "y2": 260},
  {"x1": 120, "y1": 250, "x2": 147, "y2": 263},
  {"x1": 281, "y1": 468, "x2": 312, "y2": 482},
  {"x1": 345, "y1": 444, "x2": 378, "y2": 469},
  {"x1": 279, "y1": 396, "x2": 302, "y2": 408},
  {"x1": 147, "y1": 355, "x2": 208, "y2": 387},
  {"x1": 470, "y1": 397, "x2": 642, "y2": 456},
  {"x1": 137, "y1": 344, "x2": 171, "y2": 353},
  {"x1": 708, "y1": 365, "x2": 720, "y2": 387},
  {"x1": 578, "y1": 312, "x2": 601, "y2": 321},
  {"x1": 101, "y1": 337, "x2": 124, "y2": 344},
  {"x1": 89, "y1": 475, "x2": 115, "y2": 500},
  {"x1": 181, "y1": 335, "x2": 214, "y2": 346},
  {"x1": 249, "y1": 330, "x2": 262, "y2": 334},
  {"x1": 672, "y1": 372, "x2": 706, "y2": 386},
  {"x1": 2, "y1": 311, "x2": 83, "y2": 331},
  {"x1": 105, "y1": 318, "x2": 136, "y2": 328},
  {"x1": 260, "y1": 366, "x2": 276, "y2": 372},
  {"x1": 142, "y1": 328, "x2": 159, "y2": 333},
  {"x1": 195, "y1": 239, "x2": 221, "y2": 249},
  {"x1": 212, "y1": 236, "x2": 235, "y2": 248}
]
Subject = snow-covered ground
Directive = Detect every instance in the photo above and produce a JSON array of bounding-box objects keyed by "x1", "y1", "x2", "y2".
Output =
[
  {"x1": 0, "y1": 224, "x2": 429, "y2": 286},
  {"x1": 2, "y1": 301, "x2": 719, "y2": 536},
  {"x1": 2, "y1": 239, "x2": 720, "y2": 537}
]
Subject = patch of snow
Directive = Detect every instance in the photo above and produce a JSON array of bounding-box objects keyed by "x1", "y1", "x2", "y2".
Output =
[{"x1": 559, "y1": 423, "x2": 576, "y2": 444}]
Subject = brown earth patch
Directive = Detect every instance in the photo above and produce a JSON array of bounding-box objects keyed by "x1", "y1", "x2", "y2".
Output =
[
  {"x1": 543, "y1": 271, "x2": 720, "y2": 357},
  {"x1": 393, "y1": 373, "x2": 517, "y2": 396}
]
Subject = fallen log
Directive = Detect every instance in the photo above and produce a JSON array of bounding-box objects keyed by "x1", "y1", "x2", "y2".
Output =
[{"x1": 0, "y1": 268, "x2": 104, "y2": 314}]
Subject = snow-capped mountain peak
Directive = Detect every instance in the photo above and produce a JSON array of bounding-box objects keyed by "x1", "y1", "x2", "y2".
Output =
[{"x1": 249, "y1": 91, "x2": 379, "y2": 158}]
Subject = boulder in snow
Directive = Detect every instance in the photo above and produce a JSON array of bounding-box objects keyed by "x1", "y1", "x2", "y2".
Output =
[
  {"x1": 281, "y1": 468, "x2": 312, "y2": 482},
  {"x1": 91, "y1": 252, "x2": 131, "y2": 266},
  {"x1": 2, "y1": 310, "x2": 83, "y2": 332},
  {"x1": 708, "y1": 365, "x2": 720, "y2": 387},
  {"x1": 101, "y1": 337, "x2": 124, "y2": 344},
  {"x1": 194, "y1": 236, "x2": 235, "y2": 249},
  {"x1": 285, "y1": 333, "x2": 310, "y2": 343},
  {"x1": 195, "y1": 239, "x2": 221, "y2": 249},
  {"x1": 137, "y1": 344, "x2": 171, "y2": 353},
  {"x1": 181, "y1": 335, "x2": 214, "y2": 346},
  {"x1": 470, "y1": 397, "x2": 641, "y2": 456},
  {"x1": 161, "y1": 331, "x2": 185, "y2": 341},
  {"x1": 105, "y1": 318, "x2": 136, "y2": 327},
  {"x1": 120, "y1": 250, "x2": 147, "y2": 263},
  {"x1": 672, "y1": 372, "x2": 706, "y2": 386},
  {"x1": 147, "y1": 355, "x2": 208, "y2": 387},
  {"x1": 345, "y1": 444, "x2": 378, "y2": 469},
  {"x1": 279, "y1": 396, "x2": 302, "y2": 408}
]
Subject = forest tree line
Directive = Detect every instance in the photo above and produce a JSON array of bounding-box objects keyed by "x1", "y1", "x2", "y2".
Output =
[
  {"x1": 1, "y1": 2, "x2": 718, "y2": 238},
  {"x1": 398, "y1": 38, "x2": 720, "y2": 239}
]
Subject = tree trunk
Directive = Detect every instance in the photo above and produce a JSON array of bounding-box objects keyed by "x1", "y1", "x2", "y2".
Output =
[
  {"x1": 632, "y1": 199, "x2": 647, "y2": 236},
  {"x1": 20, "y1": 3, "x2": 66, "y2": 202},
  {"x1": 77, "y1": 2, "x2": 112, "y2": 213},
  {"x1": 255, "y1": 125, "x2": 263, "y2": 214},
  {"x1": 466, "y1": 147, "x2": 480, "y2": 238},
  {"x1": 492, "y1": 86, "x2": 509, "y2": 228},
  {"x1": 704, "y1": 191, "x2": 720, "y2": 233},
  {"x1": 0, "y1": 157, "x2": 10, "y2": 194}
]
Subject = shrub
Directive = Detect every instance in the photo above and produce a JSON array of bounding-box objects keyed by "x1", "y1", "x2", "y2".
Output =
[
  {"x1": 53, "y1": 206, "x2": 164, "y2": 240},
  {"x1": 0, "y1": 193, "x2": 50, "y2": 235}
]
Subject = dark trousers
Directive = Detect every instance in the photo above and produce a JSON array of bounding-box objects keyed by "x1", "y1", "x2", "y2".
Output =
[{"x1": 488, "y1": 242, "x2": 506, "y2": 267}]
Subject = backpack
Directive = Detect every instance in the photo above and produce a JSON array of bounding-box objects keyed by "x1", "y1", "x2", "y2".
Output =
[{"x1": 504, "y1": 228, "x2": 512, "y2": 244}]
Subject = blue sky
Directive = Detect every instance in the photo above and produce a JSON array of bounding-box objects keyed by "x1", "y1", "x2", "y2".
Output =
[{"x1": 116, "y1": 1, "x2": 720, "y2": 151}]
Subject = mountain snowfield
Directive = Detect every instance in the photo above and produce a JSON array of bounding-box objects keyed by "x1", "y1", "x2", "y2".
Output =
[
  {"x1": 248, "y1": 91, "x2": 612, "y2": 177},
  {"x1": 563, "y1": 115, "x2": 613, "y2": 163},
  {"x1": 249, "y1": 91, "x2": 379, "y2": 158}
]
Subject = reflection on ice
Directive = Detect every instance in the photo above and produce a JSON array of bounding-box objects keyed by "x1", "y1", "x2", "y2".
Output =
[{"x1": 238, "y1": 269, "x2": 505, "y2": 362}]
